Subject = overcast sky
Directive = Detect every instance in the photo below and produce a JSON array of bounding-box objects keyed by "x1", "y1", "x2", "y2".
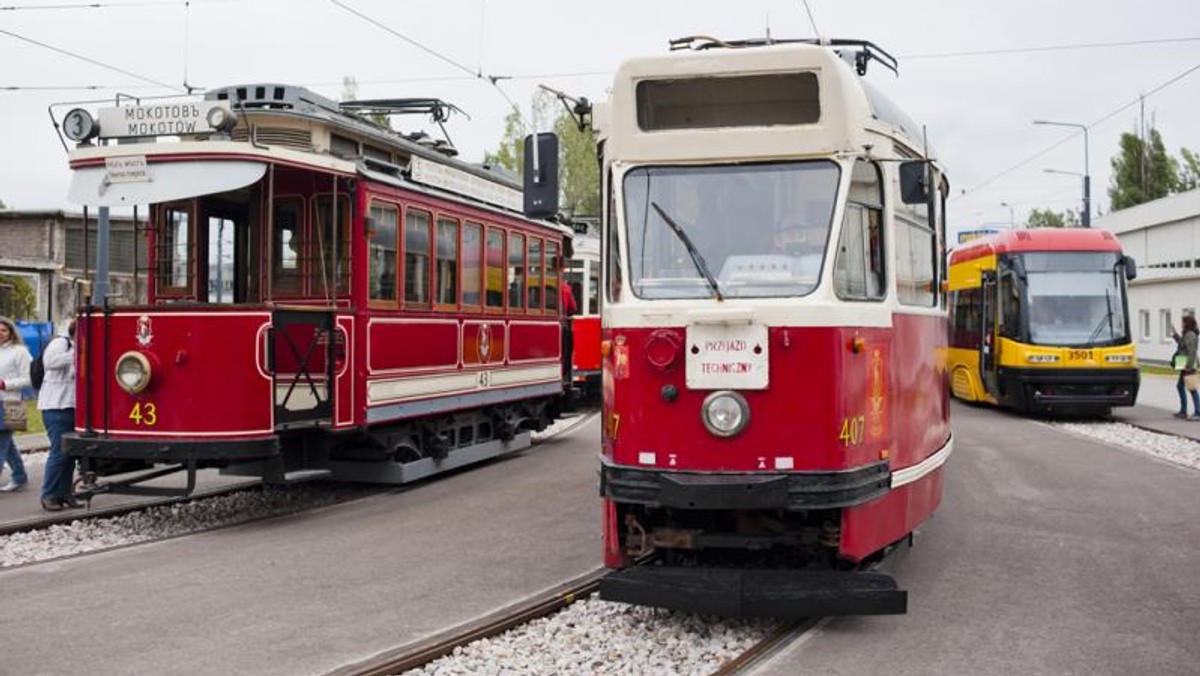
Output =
[{"x1": 1, "y1": 0, "x2": 1197, "y2": 240}]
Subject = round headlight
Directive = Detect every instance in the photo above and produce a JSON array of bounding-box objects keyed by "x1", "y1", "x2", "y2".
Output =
[
  {"x1": 701, "y1": 391, "x2": 749, "y2": 437},
  {"x1": 115, "y1": 351, "x2": 152, "y2": 394},
  {"x1": 206, "y1": 105, "x2": 237, "y2": 132}
]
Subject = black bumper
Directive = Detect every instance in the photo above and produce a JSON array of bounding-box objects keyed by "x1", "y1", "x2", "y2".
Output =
[
  {"x1": 999, "y1": 366, "x2": 1139, "y2": 408},
  {"x1": 64, "y1": 433, "x2": 281, "y2": 463},
  {"x1": 600, "y1": 458, "x2": 890, "y2": 510},
  {"x1": 600, "y1": 566, "x2": 906, "y2": 617}
]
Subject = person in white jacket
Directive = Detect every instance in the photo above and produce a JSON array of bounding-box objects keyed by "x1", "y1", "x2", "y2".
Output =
[
  {"x1": 38, "y1": 319, "x2": 79, "y2": 510},
  {"x1": 0, "y1": 316, "x2": 31, "y2": 492}
]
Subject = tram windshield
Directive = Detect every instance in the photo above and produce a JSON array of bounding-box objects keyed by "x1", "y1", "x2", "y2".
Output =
[
  {"x1": 1022, "y1": 252, "x2": 1128, "y2": 346},
  {"x1": 622, "y1": 161, "x2": 840, "y2": 299}
]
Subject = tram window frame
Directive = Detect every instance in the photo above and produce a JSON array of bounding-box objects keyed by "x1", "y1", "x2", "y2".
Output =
[
  {"x1": 605, "y1": 172, "x2": 622, "y2": 303},
  {"x1": 367, "y1": 201, "x2": 399, "y2": 305},
  {"x1": 434, "y1": 216, "x2": 460, "y2": 309},
  {"x1": 545, "y1": 241, "x2": 561, "y2": 313},
  {"x1": 462, "y1": 221, "x2": 484, "y2": 308},
  {"x1": 403, "y1": 208, "x2": 433, "y2": 307},
  {"x1": 156, "y1": 201, "x2": 196, "y2": 298},
  {"x1": 527, "y1": 237, "x2": 544, "y2": 313},
  {"x1": 949, "y1": 288, "x2": 983, "y2": 349},
  {"x1": 311, "y1": 194, "x2": 351, "y2": 297},
  {"x1": 268, "y1": 196, "x2": 305, "y2": 298},
  {"x1": 997, "y1": 271, "x2": 1022, "y2": 340},
  {"x1": 835, "y1": 160, "x2": 886, "y2": 302},
  {"x1": 485, "y1": 226, "x2": 506, "y2": 312},
  {"x1": 508, "y1": 232, "x2": 526, "y2": 312}
]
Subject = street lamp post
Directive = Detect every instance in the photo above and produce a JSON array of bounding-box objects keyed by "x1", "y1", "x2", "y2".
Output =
[
  {"x1": 1043, "y1": 169, "x2": 1086, "y2": 225},
  {"x1": 1033, "y1": 119, "x2": 1090, "y2": 228},
  {"x1": 1000, "y1": 201, "x2": 1015, "y2": 228}
]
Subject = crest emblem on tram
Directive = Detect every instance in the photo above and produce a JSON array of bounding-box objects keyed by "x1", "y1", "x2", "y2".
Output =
[
  {"x1": 478, "y1": 324, "x2": 491, "y2": 363},
  {"x1": 135, "y1": 314, "x2": 153, "y2": 347}
]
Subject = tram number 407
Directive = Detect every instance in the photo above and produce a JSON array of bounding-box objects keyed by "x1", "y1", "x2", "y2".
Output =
[
  {"x1": 839, "y1": 415, "x2": 866, "y2": 447},
  {"x1": 129, "y1": 401, "x2": 158, "y2": 426}
]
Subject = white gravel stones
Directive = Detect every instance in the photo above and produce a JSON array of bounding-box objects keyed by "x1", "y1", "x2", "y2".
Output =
[
  {"x1": 404, "y1": 595, "x2": 772, "y2": 676},
  {"x1": 1050, "y1": 420, "x2": 1200, "y2": 471},
  {"x1": 0, "y1": 484, "x2": 367, "y2": 568}
]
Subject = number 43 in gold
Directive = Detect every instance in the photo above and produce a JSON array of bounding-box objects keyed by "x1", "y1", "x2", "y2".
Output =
[{"x1": 129, "y1": 401, "x2": 158, "y2": 426}]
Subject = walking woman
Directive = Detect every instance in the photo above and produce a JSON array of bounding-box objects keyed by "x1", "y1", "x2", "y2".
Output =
[
  {"x1": 0, "y1": 316, "x2": 32, "y2": 492},
  {"x1": 38, "y1": 318, "x2": 79, "y2": 511},
  {"x1": 1171, "y1": 314, "x2": 1200, "y2": 419}
]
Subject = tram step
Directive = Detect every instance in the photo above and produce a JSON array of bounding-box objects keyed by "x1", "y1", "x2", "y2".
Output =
[{"x1": 282, "y1": 469, "x2": 333, "y2": 483}]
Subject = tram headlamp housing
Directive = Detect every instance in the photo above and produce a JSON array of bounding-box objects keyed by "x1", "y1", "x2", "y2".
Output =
[
  {"x1": 701, "y1": 390, "x2": 749, "y2": 437},
  {"x1": 1105, "y1": 354, "x2": 1133, "y2": 364},
  {"x1": 206, "y1": 105, "x2": 238, "y2": 132},
  {"x1": 1026, "y1": 354, "x2": 1060, "y2": 364},
  {"x1": 115, "y1": 351, "x2": 152, "y2": 394}
]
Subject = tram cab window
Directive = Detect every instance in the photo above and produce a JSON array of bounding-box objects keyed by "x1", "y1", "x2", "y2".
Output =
[
  {"x1": 312, "y1": 195, "x2": 350, "y2": 295},
  {"x1": 893, "y1": 160, "x2": 937, "y2": 307},
  {"x1": 527, "y1": 238, "x2": 544, "y2": 311},
  {"x1": 485, "y1": 227, "x2": 505, "y2": 309},
  {"x1": 545, "y1": 242, "x2": 560, "y2": 312},
  {"x1": 404, "y1": 209, "x2": 431, "y2": 304},
  {"x1": 462, "y1": 222, "x2": 483, "y2": 307},
  {"x1": 157, "y1": 202, "x2": 194, "y2": 296},
  {"x1": 368, "y1": 203, "x2": 399, "y2": 302},
  {"x1": 271, "y1": 198, "x2": 304, "y2": 297},
  {"x1": 508, "y1": 233, "x2": 526, "y2": 310},
  {"x1": 606, "y1": 174, "x2": 622, "y2": 303},
  {"x1": 998, "y1": 272, "x2": 1021, "y2": 340},
  {"x1": 835, "y1": 160, "x2": 885, "y2": 301},
  {"x1": 435, "y1": 217, "x2": 459, "y2": 306}
]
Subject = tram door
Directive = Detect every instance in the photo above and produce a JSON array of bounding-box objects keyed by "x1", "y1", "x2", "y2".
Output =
[
  {"x1": 270, "y1": 309, "x2": 335, "y2": 428},
  {"x1": 203, "y1": 197, "x2": 259, "y2": 303},
  {"x1": 980, "y1": 270, "x2": 999, "y2": 395}
]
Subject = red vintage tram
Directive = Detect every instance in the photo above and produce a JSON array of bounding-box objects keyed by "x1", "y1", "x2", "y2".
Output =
[
  {"x1": 54, "y1": 84, "x2": 572, "y2": 498},
  {"x1": 526, "y1": 38, "x2": 954, "y2": 616},
  {"x1": 566, "y1": 226, "x2": 602, "y2": 394}
]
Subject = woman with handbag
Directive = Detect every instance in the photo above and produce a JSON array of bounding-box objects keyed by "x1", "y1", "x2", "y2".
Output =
[
  {"x1": 0, "y1": 316, "x2": 32, "y2": 492},
  {"x1": 1171, "y1": 314, "x2": 1200, "y2": 420}
]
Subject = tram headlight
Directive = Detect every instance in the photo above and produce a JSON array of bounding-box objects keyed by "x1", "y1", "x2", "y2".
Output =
[
  {"x1": 1105, "y1": 354, "x2": 1133, "y2": 364},
  {"x1": 701, "y1": 391, "x2": 749, "y2": 438},
  {"x1": 115, "y1": 351, "x2": 152, "y2": 394},
  {"x1": 206, "y1": 105, "x2": 238, "y2": 132},
  {"x1": 1026, "y1": 354, "x2": 1060, "y2": 364}
]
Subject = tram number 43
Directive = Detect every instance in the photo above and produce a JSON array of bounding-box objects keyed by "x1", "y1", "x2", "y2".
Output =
[
  {"x1": 839, "y1": 415, "x2": 866, "y2": 447},
  {"x1": 129, "y1": 401, "x2": 158, "y2": 426}
]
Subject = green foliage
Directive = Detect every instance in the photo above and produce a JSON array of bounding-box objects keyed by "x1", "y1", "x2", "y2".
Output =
[
  {"x1": 1180, "y1": 148, "x2": 1200, "y2": 192},
  {"x1": 0, "y1": 198, "x2": 6, "y2": 209},
  {"x1": 1025, "y1": 208, "x2": 1079, "y2": 229},
  {"x1": 0, "y1": 274, "x2": 36, "y2": 320},
  {"x1": 1109, "y1": 128, "x2": 1181, "y2": 210},
  {"x1": 485, "y1": 93, "x2": 599, "y2": 218}
]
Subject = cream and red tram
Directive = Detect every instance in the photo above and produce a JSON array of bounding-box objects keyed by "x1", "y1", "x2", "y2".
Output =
[
  {"x1": 55, "y1": 84, "x2": 571, "y2": 498},
  {"x1": 527, "y1": 38, "x2": 954, "y2": 616}
]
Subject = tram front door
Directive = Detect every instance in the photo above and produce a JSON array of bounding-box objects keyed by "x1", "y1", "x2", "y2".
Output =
[{"x1": 980, "y1": 270, "x2": 999, "y2": 396}]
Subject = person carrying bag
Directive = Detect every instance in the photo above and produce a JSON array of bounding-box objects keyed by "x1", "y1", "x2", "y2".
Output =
[
  {"x1": 1171, "y1": 315, "x2": 1200, "y2": 419},
  {"x1": 0, "y1": 316, "x2": 32, "y2": 492}
]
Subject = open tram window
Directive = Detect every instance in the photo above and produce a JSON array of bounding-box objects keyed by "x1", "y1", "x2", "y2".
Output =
[
  {"x1": 527, "y1": 237, "x2": 544, "y2": 311},
  {"x1": 312, "y1": 195, "x2": 351, "y2": 297},
  {"x1": 462, "y1": 222, "x2": 483, "y2": 307},
  {"x1": 271, "y1": 197, "x2": 304, "y2": 297},
  {"x1": 156, "y1": 201, "x2": 194, "y2": 297},
  {"x1": 545, "y1": 241, "x2": 560, "y2": 312},
  {"x1": 404, "y1": 209, "x2": 432, "y2": 305},
  {"x1": 368, "y1": 202, "x2": 399, "y2": 303},
  {"x1": 485, "y1": 227, "x2": 505, "y2": 310},
  {"x1": 508, "y1": 232, "x2": 526, "y2": 311},
  {"x1": 435, "y1": 216, "x2": 459, "y2": 307}
]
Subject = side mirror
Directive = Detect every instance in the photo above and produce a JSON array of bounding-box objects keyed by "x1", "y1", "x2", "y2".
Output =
[
  {"x1": 899, "y1": 160, "x2": 928, "y2": 205},
  {"x1": 523, "y1": 133, "x2": 559, "y2": 219},
  {"x1": 1122, "y1": 255, "x2": 1137, "y2": 280}
]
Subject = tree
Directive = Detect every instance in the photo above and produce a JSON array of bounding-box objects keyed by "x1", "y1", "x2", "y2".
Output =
[
  {"x1": 1109, "y1": 127, "x2": 1181, "y2": 210},
  {"x1": 484, "y1": 93, "x2": 599, "y2": 218},
  {"x1": 1180, "y1": 148, "x2": 1200, "y2": 192},
  {"x1": 0, "y1": 274, "x2": 36, "y2": 320},
  {"x1": 1026, "y1": 207, "x2": 1079, "y2": 229},
  {"x1": 0, "y1": 198, "x2": 6, "y2": 209}
]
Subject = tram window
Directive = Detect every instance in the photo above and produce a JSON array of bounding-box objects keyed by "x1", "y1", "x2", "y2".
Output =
[
  {"x1": 271, "y1": 198, "x2": 304, "y2": 297},
  {"x1": 528, "y1": 238, "x2": 544, "y2": 311},
  {"x1": 835, "y1": 162, "x2": 885, "y2": 302},
  {"x1": 485, "y1": 227, "x2": 505, "y2": 309},
  {"x1": 404, "y1": 209, "x2": 431, "y2": 304},
  {"x1": 312, "y1": 195, "x2": 350, "y2": 295},
  {"x1": 950, "y1": 288, "x2": 983, "y2": 348},
  {"x1": 606, "y1": 174, "x2": 622, "y2": 303},
  {"x1": 998, "y1": 273, "x2": 1021, "y2": 340},
  {"x1": 207, "y1": 216, "x2": 235, "y2": 303},
  {"x1": 462, "y1": 222, "x2": 483, "y2": 307},
  {"x1": 368, "y1": 202, "x2": 398, "y2": 302},
  {"x1": 435, "y1": 217, "x2": 459, "y2": 306},
  {"x1": 508, "y1": 233, "x2": 526, "y2": 310},
  {"x1": 637, "y1": 72, "x2": 819, "y2": 130},
  {"x1": 588, "y1": 260, "x2": 601, "y2": 315},
  {"x1": 896, "y1": 217, "x2": 936, "y2": 307},
  {"x1": 157, "y1": 202, "x2": 193, "y2": 295},
  {"x1": 545, "y1": 242, "x2": 560, "y2": 312}
]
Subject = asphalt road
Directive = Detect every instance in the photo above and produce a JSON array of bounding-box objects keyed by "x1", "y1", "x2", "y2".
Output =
[
  {"x1": 0, "y1": 414, "x2": 602, "y2": 676},
  {"x1": 752, "y1": 401, "x2": 1200, "y2": 676}
]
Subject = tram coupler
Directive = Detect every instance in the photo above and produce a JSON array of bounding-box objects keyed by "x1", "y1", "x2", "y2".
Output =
[{"x1": 73, "y1": 461, "x2": 198, "y2": 500}]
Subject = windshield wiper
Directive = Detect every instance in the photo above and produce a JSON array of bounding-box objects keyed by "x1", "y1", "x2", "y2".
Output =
[
  {"x1": 1087, "y1": 288, "x2": 1115, "y2": 344},
  {"x1": 650, "y1": 201, "x2": 723, "y2": 301}
]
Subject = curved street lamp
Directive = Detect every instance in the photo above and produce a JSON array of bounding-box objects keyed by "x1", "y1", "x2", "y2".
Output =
[{"x1": 1033, "y1": 119, "x2": 1090, "y2": 228}]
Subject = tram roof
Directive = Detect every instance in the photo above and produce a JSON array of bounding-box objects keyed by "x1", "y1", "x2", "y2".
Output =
[
  {"x1": 950, "y1": 228, "x2": 1124, "y2": 263},
  {"x1": 596, "y1": 41, "x2": 933, "y2": 164}
]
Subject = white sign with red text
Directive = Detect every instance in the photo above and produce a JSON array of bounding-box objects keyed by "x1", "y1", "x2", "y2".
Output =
[{"x1": 686, "y1": 323, "x2": 769, "y2": 390}]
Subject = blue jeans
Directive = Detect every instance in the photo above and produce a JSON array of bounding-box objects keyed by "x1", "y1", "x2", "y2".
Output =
[
  {"x1": 1176, "y1": 373, "x2": 1200, "y2": 416},
  {"x1": 40, "y1": 409, "x2": 76, "y2": 500},
  {"x1": 1, "y1": 430, "x2": 27, "y2": 485}
]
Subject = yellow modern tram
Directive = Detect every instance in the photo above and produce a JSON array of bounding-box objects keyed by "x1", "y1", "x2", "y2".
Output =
[{"x1": 947, "y1": 228, "x2": 1139, "y2": 413}]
